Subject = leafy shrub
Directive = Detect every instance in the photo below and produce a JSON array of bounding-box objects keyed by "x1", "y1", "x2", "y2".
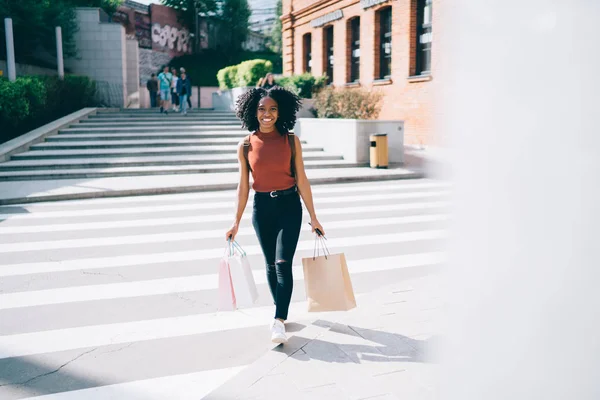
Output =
[
  {"x1": 217, "y1": 65, "x2": 240, "y2": 90},
  {"x1": 276, "y1": 73, "x2": 327, "y2": 99},
  {"x1": 0, "y1": 75, "x2": 97, "y2": 144},
  {"x1": 313, "y1": 87, "x2": 383, "y2": 119},
  {"x1": 236, "y1": 59, "x2": 273, "y2": 87},
  {"x1": 171, "y1": 50, "x2": 282, "y2": 88}
]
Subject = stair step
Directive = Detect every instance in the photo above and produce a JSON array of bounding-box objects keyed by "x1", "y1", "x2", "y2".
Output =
[
  {"x1": 77, "y1": 120, "x2": 240, "y2": 127},
  {"x1": 54, "y1": 130, "x2": 247, "y2": 137},
  {"x1": 60, "y1": 126, "x2": 243, "y2": 134},
  {"x1": 12, "y1": 145, "x2": 325, "y2": 159},
  {"x1": 0, "y1": 153, "x2": 343, "y2": 171},
  {"x1": 82, "y1": 118, "x2": 240, "y2": 123},
  {"x1": 33, "y1": 138, "x2": 295, "y2": 150},
  {"x1": 91, "y1": 112, "x2": 235, "y2": 118},
  {"x1": 0, "y1": 160, "x2": 359, "y2": 181},
  {"x1": 46, "y1": 135, "x2": 249, "y2": 143},
  {"x1": 47, "y1": 133, "x2": 249, "y2": 141}
]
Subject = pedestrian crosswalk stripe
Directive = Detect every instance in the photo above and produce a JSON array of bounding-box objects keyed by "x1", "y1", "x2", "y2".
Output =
[
  {"x1": 0, "y1": 191, "x2": 449, "y2": 220},
  {"x1": 0, "y1": 252, "x2": 445, "y2": 309},
  {"x1": 0, "y1": 230, "x2": 446, "y2": 277},
  {"x1": 0, "y1": 214, "x2": 448, "y2": 253},
  {"x1": 0, "y1": 201, "x2": 448, "y2": 234},
  {"x1": 0, "y1": 297, "x2": 347, "y2": 359},
  {"x1": 4, "y1": 181, "x2": 450, "y2": 208},
  {"x1": 24, "y1": 367, "x2": 247, "y2": 400}
]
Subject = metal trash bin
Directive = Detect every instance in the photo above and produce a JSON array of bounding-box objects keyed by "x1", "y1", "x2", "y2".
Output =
[{"x1": 370, "y1": 134, "x2": 389, "y2": 168}]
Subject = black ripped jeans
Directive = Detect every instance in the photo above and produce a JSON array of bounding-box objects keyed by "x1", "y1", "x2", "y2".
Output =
[{"x1": 252, "y1": 189, "x2": 302, "y2": 321}]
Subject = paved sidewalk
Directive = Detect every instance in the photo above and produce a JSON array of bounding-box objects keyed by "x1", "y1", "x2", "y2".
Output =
[{"x1": 205, "y1": 273, "x2": 443, "y2": 400}]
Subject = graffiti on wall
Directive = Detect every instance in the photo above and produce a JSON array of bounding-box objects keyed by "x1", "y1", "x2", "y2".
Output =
[{"x1": 151, "y1": 24, "x2": 191, "y2": 54}]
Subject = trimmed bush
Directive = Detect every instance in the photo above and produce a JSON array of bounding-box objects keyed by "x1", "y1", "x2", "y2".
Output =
[
  {"x1": 276, "y1": 73, "x2": 327, "y2": 99},
  {"x1": 0, "y1": 75, "x2": 97, "y2": 144},
  {"x1": 236, "y1": 59, "x2": 273, "y2": 87},
  {"x1": 217, "y1": 65, "x2": 240, "y2": 90},
  {"x1": 313, "y1": 87, "x2": 383, "y2": 120},
  {"x1": 170, "y1": 49, "x2": 282, "y2": 88}
]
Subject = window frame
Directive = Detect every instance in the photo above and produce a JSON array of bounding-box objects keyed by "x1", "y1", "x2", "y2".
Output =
[
  {"x1": 303, "y1": 33, "x2": 312, "y2": 73},
  {"x1": 415, "y1": 0, "x2": 432, "y2": 76},
  {"x1": 323, "y1": 25, "x2": 335, "y2": 84},
  {"x1": 347, "y1": 17, "x2": 361, "y2": 83},
  {"x1": 377, "y1": 6, "x2": 392, "y2": 80}
]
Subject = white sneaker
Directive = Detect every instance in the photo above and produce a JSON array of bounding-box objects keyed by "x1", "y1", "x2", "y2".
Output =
[{"x1": 270, "y1": 319, "x2": 287, "y2": 344}]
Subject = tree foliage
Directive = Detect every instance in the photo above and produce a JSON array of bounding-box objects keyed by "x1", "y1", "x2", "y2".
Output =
[
  {"x1": 218, "y1": 0, "x2": 251, "y2": 55},
  {"x1": 70, "y1": 0, "x2": 124, "y2": 15},
  {"x1": 268, "y1": 0, "x2": 282, "y2": 54},
  {"x1": 0, "y1": 0, "x2": 78, "y2": 62},
  {"x1": 160, "y1": 0, "x2": 219, "y2": 30}
]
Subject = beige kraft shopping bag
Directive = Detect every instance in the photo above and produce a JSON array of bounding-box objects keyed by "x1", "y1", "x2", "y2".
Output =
[{"x1": 302, "y1": 252, "x2": 357, "y2": 312}]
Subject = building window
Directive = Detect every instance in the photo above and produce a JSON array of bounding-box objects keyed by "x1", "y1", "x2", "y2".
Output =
[
  {"x1": 323, "y1": 25, "x2": 334, "y2": 84},
  {"x1": 416, "y1": 0, "x2": 432, "y2": 75},
  {"x1": 377, "y1": 7, "x2": 392, "y2": 79},
  {"x1": 303, "y1": 33, "x2": 312, "y2": 73},
  {"x1": 347, "y1": 17, "x2": 360, "y2": 83}
]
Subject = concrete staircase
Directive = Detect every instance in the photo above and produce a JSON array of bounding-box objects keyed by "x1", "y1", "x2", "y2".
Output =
[
  {"x1": 0, "y1": 108, "x2": 423, "y2": 204},
  {"x1": 0, "y1": 109, "x2": 354, "y2": 182}
]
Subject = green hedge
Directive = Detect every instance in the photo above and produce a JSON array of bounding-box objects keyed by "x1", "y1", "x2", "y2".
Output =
[
  {"x1": 237, "y1": 59, "x2": 273, "y2": 87},
  {"x1": 169, "y1": 50, "x2": 282, "y2": 88},
  {"x1": 313, "y1": 87, "x2": 383, "y2": 119},
  {"x1": 0, "y1": 75, "x2": 97, "y2": 144},
  {"x1": 276, "y1": 73, "x2": 327, "y2": 99},
  {"x1": 217, "y1": 59, "x2": 273, "y2": 90}
]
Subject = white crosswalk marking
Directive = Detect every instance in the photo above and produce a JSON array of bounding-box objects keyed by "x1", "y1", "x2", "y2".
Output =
[{"x1": 0, "y1": 179, "x2": 448, "y2": 399}]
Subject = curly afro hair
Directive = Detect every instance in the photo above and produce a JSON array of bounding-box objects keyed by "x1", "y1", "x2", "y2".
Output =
[{"x1": 235, "y1": 86, "x2": 302, "y2": 134}]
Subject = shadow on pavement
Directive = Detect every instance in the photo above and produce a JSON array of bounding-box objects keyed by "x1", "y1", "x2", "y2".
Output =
[
  {"x1": 281, "y1": 320, "x2": 439, "y2": 365},
  {"x1": 0, "y1": 206, "x2": 30, "y2": 224},
  {"x1": 0, "y1": 351, "x2": 106, "y2": 398}
]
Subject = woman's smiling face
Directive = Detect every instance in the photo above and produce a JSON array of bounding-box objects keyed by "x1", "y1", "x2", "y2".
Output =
[{"x1": 257, "y1": 96, "x2": 278, "y2": 131}]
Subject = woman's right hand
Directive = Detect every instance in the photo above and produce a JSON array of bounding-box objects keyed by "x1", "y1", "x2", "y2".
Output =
[{"x1": 225, "y1": 223, "x2": 239, "y2": 242}]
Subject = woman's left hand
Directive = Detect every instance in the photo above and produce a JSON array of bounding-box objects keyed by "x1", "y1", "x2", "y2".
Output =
[{"x1": 310, "y1": 219, "x2": 325, "y2": 237}]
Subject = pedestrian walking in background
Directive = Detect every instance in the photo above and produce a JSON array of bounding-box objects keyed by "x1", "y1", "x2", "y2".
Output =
[
  {"x1": 146, "y1": 73, "x2": 158, "y2": 108},
  {"x1": 177, "y1": 72, "x2": 192, "y2": 115},
  {"x1": 180, "y1": 67, "x2": 193, "y2": 110},
  {"x1": 171, "y1": 68, "x2": 180, "y2": 112},
  {"x1": 157, "y1": 65, "x2": 172, "y2": 114},
  {"x1": 258, "y1": 73, "x2": 276, "y2": 89},
  {"x1": 225, "y1": 87, "x2": 325, "y2": 344}
]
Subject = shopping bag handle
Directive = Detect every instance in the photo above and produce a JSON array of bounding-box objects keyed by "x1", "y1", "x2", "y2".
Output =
[
  {"x1": 225, "y1": 238, "x2": 247, "y2": 257},
  {"x1": 313, "y1": 234, "x2": 330, "y2": 260}
]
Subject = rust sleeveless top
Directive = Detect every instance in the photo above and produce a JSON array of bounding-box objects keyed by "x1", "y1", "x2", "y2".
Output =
[{"x1": 247, "y1": 130, "x2": 296, "y2": 192}]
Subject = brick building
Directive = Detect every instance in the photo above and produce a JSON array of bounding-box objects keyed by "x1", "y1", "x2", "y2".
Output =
[{"x1": 281, "y1": 0, "x2": 438, "y2": 145}]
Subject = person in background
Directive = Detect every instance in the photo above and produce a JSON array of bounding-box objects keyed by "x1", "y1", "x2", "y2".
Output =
[
  {"x1": 146, "y1": 73, "x2": 159, "y2": 108},
  {"x1": 180, "y1": 67, "x2": 193, "y2": 110},
  {"x1": 157, "y1": 65, "x2": 172, "y2": 114},
  {"x1": 260, "y1": 73, "x2": 276, "y2": 89},
  {"x1": 177, "y1": 71, "x2": 192, "y2": 115},
  {"x1": 171, "y1": 68, "x2": 180, "y2": 112}
]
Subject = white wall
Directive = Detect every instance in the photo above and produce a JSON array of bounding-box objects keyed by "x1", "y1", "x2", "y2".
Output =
[
  {"x1": 440, "y1": 1, "x2": 600, "y2": 400},
  {"x1": 295, "y1": 119, "x2": 404, "y2": 164},
  {"x1": 66, "y1": 8, "x2": 127, "y2": 107},
  {"x1": 126, "y1": 38, "x2": 140, "y2": 108}
]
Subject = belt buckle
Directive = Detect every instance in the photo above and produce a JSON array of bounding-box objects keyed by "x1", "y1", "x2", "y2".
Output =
[{"x1": 270, "y1": 190, "x2": 278, "y2": 198}]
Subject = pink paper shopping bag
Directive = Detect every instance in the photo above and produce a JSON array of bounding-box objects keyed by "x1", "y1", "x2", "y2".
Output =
[{"x1": 218, "y1": 257, "x2": 236, "y2": 311}]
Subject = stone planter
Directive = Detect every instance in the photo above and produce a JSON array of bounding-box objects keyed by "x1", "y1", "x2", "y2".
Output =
[
  {"x1": 295, "y1": 118, "x2": 404, "y2": 164},
  {"x1": 212, "y1": 87, "x2": 253, "y2": 111},
  {"x1": 297, "y1": 98, "x2": 316, "y2": 118}
]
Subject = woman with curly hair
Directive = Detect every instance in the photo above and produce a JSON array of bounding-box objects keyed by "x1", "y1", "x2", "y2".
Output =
[{"x1": 225, "y1": 86, "x2": 326, "y2": 344}]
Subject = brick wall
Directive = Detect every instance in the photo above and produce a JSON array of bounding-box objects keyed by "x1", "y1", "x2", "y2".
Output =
[{"x1": 282, "y1": 0, "x2": 440, "y2": 145}]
